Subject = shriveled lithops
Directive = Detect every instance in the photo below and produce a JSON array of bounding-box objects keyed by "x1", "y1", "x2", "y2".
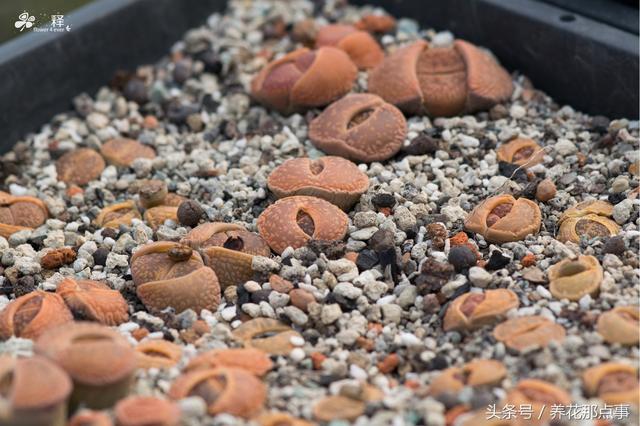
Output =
[
  {"x1": 100, "y1": 138, "x2": 156, "y2": 167},
  {"x1": 368, "y1": 39, "x2": 512, "y2": 116},
  {"x1": 68, "y1": 410, "x2": 113, "y2": 426},
  {"x1": 258, "y1": 412, "x2": 314, "y2": 426},
  {"x1": 312, "y1": 395, "x2": 365, "y2": 422},
  {"x1": 547, "y1": 255, "x2": 603, "y2": 301},
  {"x1": 505, "y1": 380, "x2": 571, "y2": 424},
  {"x1": 596, "y1": 306, "x2": 640, "y2": 345},
  {"x1": 0, "y1": 191, "x2": 48, "y2": 238},
  {"x1": 493, "y1": 316, "x2": 566, "y2": 352},
  {"x1": 181, "y1": 223, "x2": 270, "y2": 289},
  {"x1": 169, "y1": 367, "x2": 266, "y2": 418},
  {"x1": 34, "y1": 322, "x2": 136, "y2": 409},
  {"x1": 308, "y1": 93, "x2": 407, "y2": 162},
  {"x1": 95, "y1": 200, "x2": 142, "y2": 229},
  {"x1": 464, "y1": 194, "x2": 541, "y2": 243},
  {"x1": 267, "y1": 157, "x2": 369, "y2": 210},
  {"x1": 56, "y1": 278, "x2": 129, "y2": 326},
  {"x1": 232, "y1": 318, "x2": 302, "y2": 355},
  {"x1": 0, "y1": 291, "x2": 73, "y2": 340},
  {"x1": 143, "y1": 205, "x2": 178, "y2": 230},
  {"x1": 56, "y1": 148, "x2": 106, "y2": 185},
  {"x1": 0, "y1": 355, "x2": 72, "y2": 426},
  {"x1": 114, "y1": 396, "x2": 180, "y2": 426},
  {"x1": 557, "y1": 200, "x2": 620, "y2": 243},
  {"x1": 315, "y1": 24, "x2": 384, "y2": 69},
  {"x1": 251, "y1": 47, "x2": 357, "y2": 115},
  {"x1": 136, "y1": 179, "x2": 168, "y2": 209},
  {"x1": 583, "y1": 362, "x2": 639, "y2": 404},
  {"x1": 443, "y1": 289, "x2": 519, "y2": 332},
  {"x1": 429, "y1": 359, "x2": 506, "y2": 396},
  {"x1": 257, "y1": 196, "x2": 349, "y2": 254},
  {"x1": 496, "y1": 138, "x2": 544, "y2": 167},
  {"x1": 135, "y1": 339, "x2": 182, "y2": 369},
  {"x1": 185, "y1": 347, "x2": 274, "y2": 376},
  {"x1": 130, "y1": 242, "x2": 221, "y2": 313}
]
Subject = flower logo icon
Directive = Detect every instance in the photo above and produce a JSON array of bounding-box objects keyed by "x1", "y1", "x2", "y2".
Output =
[{"x1": 14, "y1": 12, "x2": 35, "y2": 32}]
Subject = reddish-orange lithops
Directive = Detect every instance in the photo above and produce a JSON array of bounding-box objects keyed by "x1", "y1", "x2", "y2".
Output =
[
  {"x1": 315, "y1": 24, "x2": 384, "y2": 69},
  {"x1": 496, "y1": 138, "x2": 544, "y2": 167},
  {"x1": 100, "y1": 138, "x2": 156, "y2": 167},
  {"x1": 56, "y1": 278, "x2": 129, "y2": 326},
  {"x1": 0, "y1": 291, "x2": 73, "y2": 340},
  {"x1": 0, "y1": 191, "x2": 48, "y2": 238},
  {"x1": 185, "y1": 347, "x2": 274, "y2": 376},
  {"x1": 443, "y1": 289, "x2": 519, "y2": 332},
  {"x1": 464, "y1": 194, "x2": 541, "y2": 243},
  {"x1": 56, "y1": 148, "x2": 106, "y2": 186}
]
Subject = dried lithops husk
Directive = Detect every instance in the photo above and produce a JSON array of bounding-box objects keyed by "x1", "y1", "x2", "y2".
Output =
[
  {"x1": 169, "y1": 367, "x2": 266, "y2": 418},
  {"x1": 0, "y1": 355, "x2": 72, "y2": 426},
  {"x1": 56, "y1": 148, "x2": 106, "y2": 185},
  {"x1": 505, "y1": 379, "x2": 571, "y2": 424},
  {"x1": 258, "y1": 412, "x2": 314, "y2": 426},
  {"x1": 68, "y1": 410, "x2": 113, "y2": 426},
  {"x1": 130, "y1": 241, "x2": 221, "y2": 313},
  {"x1": 182, "y1": 223, "x2": 270, "y2": 290},
  {"x1": 493, "y1": 315, "x2": 566, "y2": 352},
  {"x1": 267, "y1": 157, "x2": 369, "y2": 210},
  {"x1": 312, "y1": 395, "x2": 365, "y2": 422},
  {"x1": 429, "y1": 359, "x2": 506, "y2": 396},
  {"x1": 100, "y1": 138, "x2": 156, "y2": 167},
  {"x1": 114, "y1": 396, "x2": 180, "y2": 426},
  {"x1": 95, "y1": 200, "x2": 142, "y2": 228},
  {"x1": 547, "y1": 255, "x2": 603, "y2": 301},
  {"x1": 136, "y1": 179, "x2": 168, "y2": 209},
  {"x1": 34, "y1": 322, "x2": 136, "y2": 410},
  {"x1": 557, "y1": 200, "x2": 620, "y2": 243},
  {"x1": 56, "y1": 278, "x2": 129, "y2": 326},
  {"x1": 135, "y1": 339, "x2": 183, "y2": 369},
  {"x1": 232, "y1": 318, "x2": 301, "y2": 355},
  {"x1": 185, "y1": 347, "x2": 274, "y2": 376},
  {"x1": 0, "y1": 291, "x2": 73, "y2": 340},
  {"x1": 368, "y1": 39, "x2": 512, "y2": 116},
  {"x1": 0, "y1": 191, "x2": 48, "y2": 238},
  {"x1": 40, "y1": 246, "x2": 76, "y2": 269},
  {"x1": 583, "y1": 363, "x2": 639, "y2": 404},
  {"x1": 315, "y1": 24, "x2": 384, "y2": 69},
  {"x1": 596, "y1": 306, "x2": 640, "y2": 345},
  {"x1": 443, "y1": 289, "x2": 519, "y2": 332},
  {"x1": 251, "y1": 47, "x2": 357, "y2": 115},
  {"x1": 143, "y1": 205, "x2": 178, "y2": 230},
  {"x1": 496, "y1": 138, "x2": 544, "y2": 167},
  {"x1": 464, "y1": 194, "x2": 541, "y2": 243},
  {"x1": 308, "y1": 93, "x2": 407, "y2": 163},
  {"x1": 257, "y1": 196, "x2": 349, "y2": 254}
]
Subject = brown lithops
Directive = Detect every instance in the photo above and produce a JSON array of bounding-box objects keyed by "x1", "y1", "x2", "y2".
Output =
[
  {"x1": 505, "y1": 379, "x2": 571, "y2": 424},
  {"x1": 308, "y1": 93, "x2": 407, "y2": 163},
  {"x1": 251, "y1": 47, "x2": 357, "y2": 115},
  {"x1": 130, "y1": 241, "x2": 221, "y2": 313},
  {"x1": 547, "y1": 255, "x2": 603, "y2": 301},
  {"x1": 368, "y1": 39, "x2": 512, "y2": 117},
  {"x1": 34, "y1": 322, "x2": 136, "y2": 409},
  {"x1": 496, "y1": 138, "x2": 544, "y2": 167},
  {"x1": 596, "y1": 306, "x2": 640, "y2": 345},
  {"x1": 429, "y1": 359, "x2": 506, "y2": 396},
  {"x1": 100, "y1": 138, "x2": 156, "y2": 167},
  {"x1": 315, "y1": 24, "x2": 384, "y2": 69},
  {"x1": 557, "y1": 200, "x2": 620, "y2": 243},
  {"x1": 56, "y1": 278, "x2": 129, "y2": 326},
  {"x1": 56, "y1": 148, "x2": 106, "y2": 185},
  {"x1": 232, "y1": 318, "x2": 302, "y2": 355},
  {"x1": 493, "y1": 316, "x2": 566, "y2": 352},
  {"x1": 257, "y1": 196, "x2": 349, "y2": 254},
  {"x1": 464, "y1": 194, "x2": 541, "y2": 243},
  {"x1": 143, "y1": 205, "x2": 178, "y2": 230},
  {"x1": 0, "y1": 291, "x2": 73, "y2": 340},
  {"x1": 355, "y1": 14, "x2": 396, "y2": 33},
  {"x1": 312, "y1": 395, "x2": 366, "y2": 422},
  {"x1": 114, "y1": 396, "x2": 180, "y2": 426},
  {"x1": 169, "y1": 367, "x2": 266, "y2": 418},
  {"x1": 181, "y1": 223, "x2": 270, "y2": 290},
  {"x1": 135, "y1": 339, "x2": 183, "y2": 369},
  {"x1": 68, "y1": 410, "x2": 113, "y2": 426},
  {"x1": 0, "y1": 191, "x2": 48, "y2": 238},
  {"x1": 185, "y1": 347, "x2": 274, "y2": 376},
  {"x1": 95, "y1": 200, "x2": 142, "y2": 229},
  {"x1": 443, "y1": 289, "x2": 519, "y2": 332},
  {"x1": 583, "y1": 363, "x2": 639, "y2": 404},
  {"x1": 0, "y1": 355, "x2": 72, "y2": 426},
  {"x1": 267, "y1": 157, "x2": 369, "y2": 210},
  {"x1": 136, "y1": 179, "x2": 168, "y2": 209}
]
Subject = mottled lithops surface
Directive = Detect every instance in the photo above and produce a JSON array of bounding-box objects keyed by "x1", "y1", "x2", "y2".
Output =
[{"x1": 0, "y1": 0, "x2": 638, "y2": 425}]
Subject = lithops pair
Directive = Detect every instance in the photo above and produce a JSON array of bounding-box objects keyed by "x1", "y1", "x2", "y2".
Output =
[
  {"x1": 443, "y1": 289, "x2": 519, "y2": 332},
  {"x1": 596, "y1": 306, "x2": 639, "y2": 345},
  {"x1": 493, "y1": 316, "x2": 566, "y2": 352},
  {"x1": 231, "y1": 318, "x2": 302, "y2": 356},
  {"x1": 428, "y1": 359, "x2": 506, "y2": 396},
  {"x1": 0, "y1": 191, "x2": 48, "y2": 238},
  {"x1": 496, "y1": 138, "x2": 545, "y2": 167},
  {"x1": 583, "y1": 363, "x2": 639, "y2": 405},
  {"x1": 557, "y1": 200, "x2": 620, "y2": 243},
  {"x1": 315, "y1": 24, "x2": 384, "y2": 69},
  {"x1": 464, "y1": 194, "x2": 541, "y2": 243},
  {"x1": 547, "y1": 255, "x2": 603, "y2": 301}
]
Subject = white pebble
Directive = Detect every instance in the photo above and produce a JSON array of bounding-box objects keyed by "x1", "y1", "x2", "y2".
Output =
[
  {"x1": 290, "y1": 348, "x2": 305, "y2": 362},
  {"x1": 290, "y1": 335, "x2": 305, "y2": 347}
]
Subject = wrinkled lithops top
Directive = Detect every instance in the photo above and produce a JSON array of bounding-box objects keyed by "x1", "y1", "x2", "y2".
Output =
[
  {"x1": 56, "y1": 277, "x2": 129, "y2": 326},
  {"x1": 315, "y1": 24, "x2": 384, "y2": 69},
  {"x1": 267, "y1": 156, "x2": 369, "y2": 209},
  {"x1": 368, "y1": 39, "x2": 513, "y2": 116},
  {"x1": 0, "y1": 291, "x2": 73, "y2": 340},
  {"x1": 557, "y1": 200, "x2": 620, "y2": 243},
  {"x1": 308, "y1": 93, "x2": 407, "y2": 163},
  {"x1": 0, "y1": 191, "x2": 48, "y2": 238},
  {"x1": 464, "y1": 194, "x2": 541, "y2": 243}
]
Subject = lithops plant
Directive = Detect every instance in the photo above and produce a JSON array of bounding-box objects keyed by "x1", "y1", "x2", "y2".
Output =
[
  {"x1": 56, "y1": 278, "x2": 129, "y2": 326},
  {"x1": 464, "y1": 194, "x2": 541, "y2": 243},
  {"x1": 114, "y1": 396, "x2": 181, "y2": 426},
  {"x1": 68, "y1": 410, "x2": 113, "y2": 426},
  {"x1": 143, "y1": 205, "x2": 179, "y2": 230},
  {"x1": 312, "y1": 395, "x2": 366, "y2": 422},
  {"x1": 185, "y1": 347, "x2": 274, "y2": 377},
  {"x1": 0, "y1": 291, "x2": 73, "y2": 340},
  {"x1": 251, "y1": 47, "x2": 357, "y2": 115},
  {"x1": 231, "y1": 318, "x2": 302, "y2": 356},
  {"x1": 583, "y1": 362, "x2": 639, "y2": 404},
  {"x1": 0, "y1": 355, "x2": 72, "y2": 426},
  {"x1": 493, "y1": 316, "x2": 566, "y2": 352},
  {"x1": 315, "y1": 24, "x2": 384, "y2": 69},
  {"x1": 368, "y1": 39, "x2": 512, "y2": 116},
  {"x1": 135, "y1": 339, "x2": 183, "y2": 369},
  {"x1": 0, "y1": 191, "x2": 48, "y2": 238},
  {"x1": 496, "y1": 138, "x2": 545, "y2": 167},
  {"x1": 55, "y1": 148, "x2": 106, "y2": 185},
  {"x1": 504, "y1": 380, "x2": 571, "y2": 425},
  {"x1": 135, "y1": 179, "x2": 168, "y2": 209},
  {"x1": 557, "y1": 200, "x2": 620, "y2": 243},
  {"x1": 547, "y1": 255, "x2": 603, "y2": 301},
  {"x1": 308, "y1": 93, "x2": 407, "y2": 163},
  {"x1": 100, "y1": 138, "x2": 156, "y2": 167},
  {"x1": 428, "y1": 359, "x2": 506, "y2": 396},
  {"x1": 267, "y1": 157, "x2": 369, "y2": 210},
  {"x1": 181, "y1": 223, "x2": 270, "y2": 290},
  {"x1": 130, "y1": 242, "x2": 221, "y2": 313},
  {"x1": 596, "y1": 306, "x2": 640, "y2": 345},
  {"x1": 35, "y1": 322, "x2": 136, "y2": 410},
  {"x1": 257, "y1": 196, "x2": 349, "y2": 254},
  {"x1": 443, "y1": 289, "x2": 519, "y2": 332},
  {"x1": 95, "y1": 200, "x2": 142, "y2": 229}
]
